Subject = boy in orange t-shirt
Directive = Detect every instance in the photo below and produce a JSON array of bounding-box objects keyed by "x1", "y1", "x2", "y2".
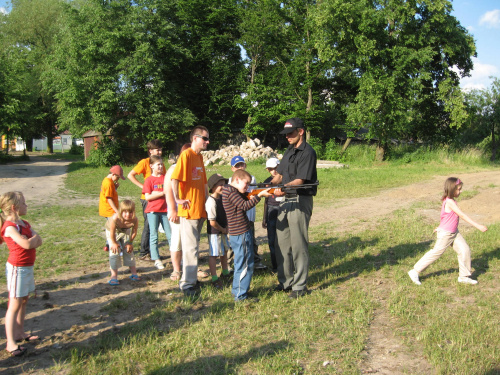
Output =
[{"x1": 99, "y1": 165, "x2": 125, "y2": 250}]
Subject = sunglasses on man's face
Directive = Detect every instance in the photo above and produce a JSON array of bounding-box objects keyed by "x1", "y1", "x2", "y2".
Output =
[{"x1": 195, "y1": 134, "x2": 210, "y2": 142}]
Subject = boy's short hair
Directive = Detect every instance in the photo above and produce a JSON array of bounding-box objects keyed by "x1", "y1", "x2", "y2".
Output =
[
  {"x1": 231, "y1": 169, "x2": 251, "y2": 182},
  {"x1": 149, "y1": 155, "x2": 163, "y2": 165},
  {"x1": 190, "y1": 126, "x2": 209, "y2": 141},
  {"x1": 119, "y1": 200, "x2": 136, "y2": 217},
  {"x1": 147, "y1": 139, "x2": 162, "y2": 150}
]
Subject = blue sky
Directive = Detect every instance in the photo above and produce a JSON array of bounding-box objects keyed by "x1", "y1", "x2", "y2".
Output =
[{"x1": 1, "y1": 0, "x2": 499, "y2": 91}]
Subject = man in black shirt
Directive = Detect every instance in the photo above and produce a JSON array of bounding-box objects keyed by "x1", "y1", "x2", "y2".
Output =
[{"x1": 270, "y1": 118, "x2": 317, "y2": 298}]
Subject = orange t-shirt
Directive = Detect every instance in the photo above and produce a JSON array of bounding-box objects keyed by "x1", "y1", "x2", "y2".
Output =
[
  {"x1": 171, "y1": 148, "x2": 207, "y2": 220},
  {"x1": 99, "y1": 177, "x2": 118, "y2": 217},
  {"x1": 132, "y1": 157, "x2": 166, "y2": 199}
]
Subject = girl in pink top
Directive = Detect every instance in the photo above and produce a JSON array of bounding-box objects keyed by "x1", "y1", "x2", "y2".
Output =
[
  {"x1": 0, "y1": 192, "x2": 42, "y2": 357},
  {"x1": 408, "y1": 177, "x2": 487, "y2": 286}
]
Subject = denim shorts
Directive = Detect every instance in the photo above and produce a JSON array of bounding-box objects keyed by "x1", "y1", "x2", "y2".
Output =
[
  {"x1": 208, "y1": 233, "x2": 229, "y2": 257},
  {"x1": 5, "y1": 262, "x2": 35, "y2": 298}
]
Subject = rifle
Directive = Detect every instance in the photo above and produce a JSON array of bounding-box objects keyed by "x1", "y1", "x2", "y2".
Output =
[{"x1": 247, "y1": 181, "x2": 319, "y2": 198}]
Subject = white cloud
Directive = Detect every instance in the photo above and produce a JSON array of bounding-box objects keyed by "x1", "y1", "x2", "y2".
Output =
[
  {"x1": 466, "y1": 25, "x2": 475, "y2": 33},
  {"x1": 0, "y1": 7, "x2": 8, "y2": 15},
  {"x1": 458, "y1": 58, "x2": 499, "y2": 91},
  {"x1": 479, "y1": 9, "x2": 500, "y2": 28}
]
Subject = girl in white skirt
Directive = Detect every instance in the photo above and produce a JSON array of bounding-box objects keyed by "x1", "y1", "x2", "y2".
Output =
[{"x1": 0, "y1": 192, "x2": 42, "y2": 357}]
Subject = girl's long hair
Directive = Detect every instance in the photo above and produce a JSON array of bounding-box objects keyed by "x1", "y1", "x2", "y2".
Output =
[
  {"x1": 442, "y1": 177, "x2": 463, "y2": 201},
  {"x1": 0, "y1": 191, "x2": 23, "y2": 244}
]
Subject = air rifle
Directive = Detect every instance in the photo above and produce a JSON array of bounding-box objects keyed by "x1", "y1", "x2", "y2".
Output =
[{"x1": 247, "y1": 181, "x2": 319, "y2": 199}]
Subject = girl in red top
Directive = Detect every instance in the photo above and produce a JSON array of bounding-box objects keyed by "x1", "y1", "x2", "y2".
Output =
[{"x1": 0, "y1": 192, "x2": 42, "y2": 357}]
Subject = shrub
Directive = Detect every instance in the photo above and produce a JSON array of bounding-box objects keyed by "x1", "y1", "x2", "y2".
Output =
[
  {"x1": 69, "y1": 145, "x2": 84, "y2": 155},
  {"x1": 308, "y1": 137, "x2": 324, "y2": 159},
  {"x1": 86, "y1": 138, "x2": 124, "y2": 167}
]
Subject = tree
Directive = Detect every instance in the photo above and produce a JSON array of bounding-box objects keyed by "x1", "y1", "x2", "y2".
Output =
[
  {"x1": 464, "y1": 77, "x2": 500, "y2": 160},
  {"x1": 314, "y1": 0, "x2": 475, "y2": 160},
  {"x1": 2, "y1": 0, "x2": 67, "y2": 153}
]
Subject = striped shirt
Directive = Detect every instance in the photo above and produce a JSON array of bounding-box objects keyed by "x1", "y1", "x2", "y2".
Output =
[{"x1": 222, "y1": 184, "x2": 261, "y2": 236}]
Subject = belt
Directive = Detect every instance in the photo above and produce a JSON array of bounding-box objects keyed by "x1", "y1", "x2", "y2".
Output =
[{"x1": 285, "y1": 193, "x2": 297, "y2": 198}]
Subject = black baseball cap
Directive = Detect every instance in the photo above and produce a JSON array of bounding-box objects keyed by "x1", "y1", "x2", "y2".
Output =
[{"x1": 280, "y1": 118, "x2": 305, "y2": 134}]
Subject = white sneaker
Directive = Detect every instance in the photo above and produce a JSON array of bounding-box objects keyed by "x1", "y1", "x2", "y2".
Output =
[
  {"x1": 154, "y1": 260, "x2": 165, "y2": 270},
  {"x1": 408, "y1": 269, "x2": 421, "y2": 285},
  {"x1": 458, "y1": 277, "x2": 478, "y2": 285}
]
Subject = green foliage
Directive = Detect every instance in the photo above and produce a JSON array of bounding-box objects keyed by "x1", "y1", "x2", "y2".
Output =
[
  {"x1": 307, "y1": 136, "x2": 324, "y2": 159},
  {"x1": 69, "y1": 145, "x2": 84, "y2": 155},
  {"x1": 86, "y1": 138, "x2": 124, "y2": 167}
]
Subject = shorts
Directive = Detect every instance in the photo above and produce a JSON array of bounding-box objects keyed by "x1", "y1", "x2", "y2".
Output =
[
  {"x1": 5, "y1": 262, "x2": 35, "y2": 298},
  {"x1": 106, "y1": 230, "x2": 136, "y2": 269},
  {"x1": 169, "y1": 220, "x2": 182, "y2": 252},
  {"x1": 208, "y1": 233, "x2": 229, "y2": 257}
]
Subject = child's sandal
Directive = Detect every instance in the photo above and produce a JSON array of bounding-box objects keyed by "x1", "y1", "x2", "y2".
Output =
[
  {"x1": 129, "y1": 274, "x2": 141, "y2": 281},
  {"x1": 197, "y1": 269, "x2": 209, "y2": 278},
  {"x1": 170, "y1": 271, "x2": 181, "y2": 281},
  {"x1": 108, "y1": 278, "x2": 120, "y2": 286}
]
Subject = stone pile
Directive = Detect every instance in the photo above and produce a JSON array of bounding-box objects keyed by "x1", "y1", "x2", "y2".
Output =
[{"x1": 200, "y1": 138, "x2": 281, "y2": 166}]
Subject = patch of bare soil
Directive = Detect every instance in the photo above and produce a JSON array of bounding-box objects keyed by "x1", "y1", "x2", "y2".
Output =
[{"x1": 1, "y1": 158, "x2": 499, "y2": 374}]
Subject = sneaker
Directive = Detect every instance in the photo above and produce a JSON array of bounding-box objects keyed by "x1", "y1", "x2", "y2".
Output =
[
  {"x1": 154, "y1": 260, "x2": 165, "y2": 270},
  {"x1": 254, "y1": 262, "x2": 267, "y2": 270},
  {"x1": 288, "y1": 289, "x2": 309, "y2": 299},
  {"x1": 458, "y1": 277, "x2": 478, "y2": 285},
  {"x1": 139, "y1": 254, "x2": 151, "y2": 261},
  {"x1": 183, "y1": 287, "x2": 200, "y2": 297},
  {"x1": 408, "y1": 269, "x2": 421, "y2": 285}
]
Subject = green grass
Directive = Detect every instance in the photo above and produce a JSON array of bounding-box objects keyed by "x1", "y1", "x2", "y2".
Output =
[{"x1": 1, "y1": 145, "x2": 499, "y2": 374}]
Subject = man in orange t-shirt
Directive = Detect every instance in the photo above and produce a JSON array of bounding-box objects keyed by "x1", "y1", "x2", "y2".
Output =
[
  {"x1": 127, "y1": 139, "x2": 164, "y2": 260},
  {"x1": 171, "y1": 126, "x2": 209, "y2": 296}
]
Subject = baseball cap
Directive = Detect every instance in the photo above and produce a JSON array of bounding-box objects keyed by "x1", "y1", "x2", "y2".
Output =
[
  {"x1": 109, "y1": 165, "x2": 125, "y2": 180},
  {"x1": 265, "y1": 158, "x2": 280, "y2": 169},
  {"x1": 231, "y1": 155, "x2": 245, "y2": 167},
  {"x1": 280, "y1": 118, "x2": 305, "y2": 134},
  {"x1": 207, "y1": 173, "x2": 228, "y2": 192}
]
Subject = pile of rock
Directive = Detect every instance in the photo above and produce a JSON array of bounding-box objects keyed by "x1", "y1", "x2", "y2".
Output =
[{"x1": 200, "y1": 138, "x2": 281, "y2": 166}]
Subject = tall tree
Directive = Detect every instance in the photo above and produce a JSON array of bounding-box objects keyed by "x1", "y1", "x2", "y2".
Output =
[{"x1": 314, "y1": 0, "x2": 475, "y2": 160}]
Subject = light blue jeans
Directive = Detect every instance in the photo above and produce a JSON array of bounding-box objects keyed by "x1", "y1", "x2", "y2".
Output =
[
  {"x1": 229, "y1": 230, "x2": 254, "y2": 301},
  {"x1": 147, "y1": 212, "x2": 172, "y2": 261}
]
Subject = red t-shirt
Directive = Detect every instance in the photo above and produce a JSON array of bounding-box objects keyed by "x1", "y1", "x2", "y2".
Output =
[
  {"x1": 142, "y1": 175, "x2": 168, "y2": 213},
  {"x1": 1, "y1": 220, "x2": 37, "y2": 267}
]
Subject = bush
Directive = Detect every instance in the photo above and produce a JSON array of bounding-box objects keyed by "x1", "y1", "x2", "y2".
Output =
[
  {"x1": 86, "y1": 138, "x2": 124, "y2": 167},
  {"x1": 69, "y1": 145, "x2": 84, "y2": 155},
  {"x1": 308, "y1": 137, "x2": 324, "y2": 159}
]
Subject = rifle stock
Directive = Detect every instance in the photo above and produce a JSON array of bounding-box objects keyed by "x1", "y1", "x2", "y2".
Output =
[{"x1": 246, "y1": 181, "x2": 319, "y2": 198}]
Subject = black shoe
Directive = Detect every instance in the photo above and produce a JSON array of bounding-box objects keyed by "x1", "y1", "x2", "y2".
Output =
[
  {"x1": 183, "y1": 287, "x2": 200, "y2": 297},
  {"x1": 273, "y1": 284, "x2": 291, "y2": 292},
  {"x1": 288, "y1": 289, "x2": 309, "y2": 299},
  {"x1": 139, "y1": 254, "x2": 152, "y2": 261}
]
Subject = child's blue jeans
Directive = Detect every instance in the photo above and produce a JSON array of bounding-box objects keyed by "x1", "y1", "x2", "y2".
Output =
[
  {"x1": 147, "y1": 212, "x2": 171, "y2": 261},
  {"x1": 229, "y1": 230, "x2": 254, "y2": 301}
]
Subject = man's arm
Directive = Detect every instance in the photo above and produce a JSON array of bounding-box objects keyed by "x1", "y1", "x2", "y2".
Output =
[{"x1": 171, "y1": 178, "x2": 190, "y2": 210}]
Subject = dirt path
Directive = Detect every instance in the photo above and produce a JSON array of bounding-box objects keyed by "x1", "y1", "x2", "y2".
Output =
[{"x1": 1, "y1": 157, "x2": 499, "y2": 374}]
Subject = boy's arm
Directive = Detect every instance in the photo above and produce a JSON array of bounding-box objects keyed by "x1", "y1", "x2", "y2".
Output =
[
  {"x1": 227, "y1": 188, "x2": 267, "y2": 211},
  {"x1": 107, "y1": 197, "x2": 119, "y2": 214},
  {"x1": 209, "y1": 219, "x2": 227, "y2": 234},
  {"x1": 145, "y1": 191, "x2": 165, "y2": 201},
  {"x1": 127, "y1": 169, "x2": 144, "y2": 189},
  {"x1": 4, "y1": 226, "x2": 42, "y2": 249}
]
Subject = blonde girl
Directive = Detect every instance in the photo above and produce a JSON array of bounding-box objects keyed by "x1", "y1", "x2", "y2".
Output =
[
  {"x1": 0, "y1": 192, "x2": 42, "y2": 357},
  {"x1": 408, "y1": 177, "x2": 487, "y2": 285},
  {"x1": 106, "y1": 200, "x2": 140, "y2": 285}
]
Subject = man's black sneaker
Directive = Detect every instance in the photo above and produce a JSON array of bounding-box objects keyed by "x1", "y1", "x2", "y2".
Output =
[{"x1": 183, "y1": 287, "x2": 200, "y2": 297}]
